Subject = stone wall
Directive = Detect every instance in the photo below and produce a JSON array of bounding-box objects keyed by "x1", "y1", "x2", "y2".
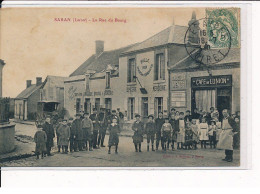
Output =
[{"x1": 0, "y1": 123, "x2": 15, "y2": 154}]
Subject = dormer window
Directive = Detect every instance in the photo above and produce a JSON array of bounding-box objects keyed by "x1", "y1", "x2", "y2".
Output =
[{"x1": 106, "y1": 71, "x2": 111, "y2": 89}]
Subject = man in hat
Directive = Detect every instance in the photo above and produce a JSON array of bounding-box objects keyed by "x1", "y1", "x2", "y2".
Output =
[
  {"x1": 132, "y1": 114, "x2": 144, "y2": 152},
  {"x1": 98, "y1": 108, "x2": 107, "y2": 147},
  {"x1": 56, "y1": 119, "x2": 70, "y2": 154},
  {"x1": 90, "y1": 108, "x2": 100, "y2": 149},
  {"x1": 155, "y1": 112, "x2": 165, "y2": 150},
  {"x1": 42, "y1": 116, "x2": 55, "y2": 156},
  {"x1": 67, "y1": 117, "x2": 75, "y2": 152},
  {"x1": 108, "y1": 110, "x2": 120, "y2": 125},
  {"x1": 82, "y1": 113, "x2": 93, "y2": 151},
  {"x1": 145, "y1": 115, "x2": 156, "y2": 151},
  {"x1": 72, "y1": 113, "x2": 83, "y2": 151}
]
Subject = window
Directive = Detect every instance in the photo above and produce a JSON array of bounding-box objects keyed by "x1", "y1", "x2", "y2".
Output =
[
  {"x1": 95, "y1": 98, "x2": 100, "y2": 111},
  {"x1": 128, "y1": 98, "x2": 135, "y2": 120},
  {"x1": 105, "y1": 98, "x2": 112, "y2": 111},
  {"x1": 154, "y1": 97, "x2": 163, "y2": 118},
  {"x1": 76, "y1": 98, "x2": 81, "y2": 113},
  {"x1": 106, "y1": 71, "x2": 111, "y2": 89},
  {"x1": 127, "y1": 58, "x2": 136, "y2": 83},
  {"x1": 154, "y1": 53, "x2": 165, "y2": 81},
  {"x1": 84, "y1": 98, "x2": 91, "y2": 114}
]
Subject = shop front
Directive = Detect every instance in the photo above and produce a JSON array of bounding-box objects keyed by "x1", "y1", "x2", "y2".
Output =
[{"x1": 169, "y1": 67, "x2": 240, "y2": 117}]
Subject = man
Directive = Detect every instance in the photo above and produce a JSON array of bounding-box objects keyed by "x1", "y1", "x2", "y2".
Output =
[
  {"x1": 67, "y1": 117, "x2": 75, "y2": 152},
  {"x1": 82, "y1": 113, "x2": 93, "y2": 151},
  {"x1": 90, "y1": 108, "x2": 100, "y2": 149},
  {"x1": 108, "y1": 110, "x2": 120, "y2": 124},
  {"x1": 192, "y1": 108, "x2": 200, "y2": 119},
  {"x1": 72, "y1": 113, "x2": 83, "y2": 151},
  {"x1": 218, "y1": 109, "x2": 237, "y2": 162},
  {"x1": 169, "y1": 108, "x2": 176, "y2": 118},
  {"x1": 97, "y1": 108, "x2": 106, "y2": 147},
  {"x1": 42, "y1": 117, "x2": 55, "y2": 156},
  {"x1": 184, "y1": 110, "x2": 192, "y2": 126},
  {"x1": 132, "y1": 114, "x2": 144, "y2": 152},
  {"x1": 155, "y1": 112, "x2": 165, "y2": 150},
  {"x1": 117, "y1": 108, "x2": 124, "y2": 120}
]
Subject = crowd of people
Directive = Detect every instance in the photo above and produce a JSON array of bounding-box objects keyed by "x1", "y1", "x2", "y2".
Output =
[{"x1": 33, "y1": 107, "x2": 240, "y2": 163}]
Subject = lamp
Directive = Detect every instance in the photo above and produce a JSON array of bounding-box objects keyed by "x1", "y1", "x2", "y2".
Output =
[{"x1": 133, "y1": 76, "x2": 148, "y2": 94}]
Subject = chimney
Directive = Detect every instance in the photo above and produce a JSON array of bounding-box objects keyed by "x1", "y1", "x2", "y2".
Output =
[
  {"x1": 95, "y1": 40, "x2": 104, "y2": 56},
  {"x1": 36, "y1": 77, "x2": 42, "y2": 86},
  {"x1": 26, "y1": 80, "x2": 32, "y2": 88}
]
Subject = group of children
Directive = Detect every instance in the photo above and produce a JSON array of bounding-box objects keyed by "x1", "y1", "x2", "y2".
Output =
[{"x1": 129, "y1": 110, "x2": 224, "y2": 153}]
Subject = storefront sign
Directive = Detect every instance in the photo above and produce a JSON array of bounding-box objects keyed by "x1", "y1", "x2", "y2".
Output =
[
  {"x1": 137, "y1": 57, "x2": 153, "y2": 76},
  {"x1": 153, "y1": 85, "x2": 166, "y2": 91},
  {"x1": 104, "y1": 89, "x2": 113, "y2": 96},
  {"x1": 126, "y1": 86, "x2": 136, "y2": 93},
  {"x1": 191, "y1": 75, "x2": 232, "y2": 88},
  {"x1": 171, "y1": 73, "x2": 186, "y2": 90},
  {"x1": 171, "y1": 91, "x2": 186, "y2": 107}
]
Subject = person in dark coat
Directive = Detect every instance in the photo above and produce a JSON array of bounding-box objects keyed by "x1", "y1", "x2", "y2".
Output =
[
  {"x1": 56, "y1": 119, "x2": 70, "y2": 154},
  {"x1": 90, "y1": 108, "x2": 100, "y2": 149},
  {"x1": 132, "y1": 114, "x2": 144, "y2": 152},
  {"x1": 145, "y1": 115, "x2": 156, "y2": 151},
  {"x1": 169, "y1": 113, "x2": 177, "y2": 150},
  {"x1": 67, "y1": 117, "x2": 75, "y2": 152},
  {"x1": 97, "y1": 108, "x2": 107, "y2": 147},
  {"x1": 34, "y1": 125, "x2": 47, "y2": 159},
  {"x1": 72, "y1": 113, "x2": 83, "y2": 151},
  {"x1": 192, "y1": 108, "x2": 201, "y2": 119},
  {"x1": 155, "y1": 112, "x2": 165, "y2": 150},
  {"x1": 108, "y1": 118, "x2": 121, "y2": 154},
  {"x1": 184, "y1": 110, "x2": 192, "y2": 124},
  {"x1": 82, "y1": 113, "x2": 93, "y2": 151},
  {"x1": 42, "y1": 117, "x2": 55, "y2": 156}
]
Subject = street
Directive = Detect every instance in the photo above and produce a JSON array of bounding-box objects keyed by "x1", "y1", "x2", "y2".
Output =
[{"x1": 0, "y1": 122, "x2": 240, "y2": 167}]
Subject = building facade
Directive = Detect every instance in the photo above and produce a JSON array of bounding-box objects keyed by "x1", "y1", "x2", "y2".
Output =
[
  {"x1": 169, "y1": 48, "x2": 240, "y2": 120},
  {"x1": 40, "y1": 76, "x2": 66, "y2": 111},
  {"x1": 14, "y1": 77, "x2": 42, "y2": 120}
]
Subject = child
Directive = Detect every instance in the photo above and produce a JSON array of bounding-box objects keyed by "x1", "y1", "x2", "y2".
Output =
[
  {"x1": 145, "y1": 115, "x2": 156, "y2": 151},
  {"x1": 132, "y1": 114, "x2": 144, "y2": 152},
  {"x1": 57, "y1": 119, "x2": 71, "y2": 154},
  {"x1": 208, "y1": 120, "x2": 217, "y2": 149},
  {"x1": 184, "y1": 122, "x2": 193, "y2": 150},
  {"x1": 108, "y1": 118, "x2": 121, "y2": 154},
  {"x1": 161, "y1": 118, "x2": 172, "y2": 151},
  {"x1": 177, "y1": 112, "x2": 185, "y2": 149},
  {"x1": 199, "y1": 117, "x2": 209, "y2": 149},
  {"x1": 34, "y1": 125, "x2": 47, "y2": 159},
  {"x1": 191, "y1": 119, "x2": 199, "y2": 149},
  {"x1": 169, "y1": 113, "x2": 177, "y2": 150}
]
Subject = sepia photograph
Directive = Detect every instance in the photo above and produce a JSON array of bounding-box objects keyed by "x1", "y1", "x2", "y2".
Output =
[{"x1": 0, "y1": 6, "x2": 241, "y2": 167}]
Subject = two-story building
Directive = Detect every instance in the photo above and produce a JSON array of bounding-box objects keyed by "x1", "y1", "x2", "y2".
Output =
[
  {"x1": 119, "y1": 20, "x2": 189, "y2": 119},
  {"x1": 64, "y1": 41, "x2": 136, "y2": 117}
]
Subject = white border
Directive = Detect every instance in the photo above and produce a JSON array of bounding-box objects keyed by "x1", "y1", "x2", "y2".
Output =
[{"x1": 0, "y1": 1, "x2": 251, "y2": 170}]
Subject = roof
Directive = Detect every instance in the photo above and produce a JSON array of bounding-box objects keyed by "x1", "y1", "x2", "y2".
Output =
[
  {"x1": 70, "y1": 44, "x2": 137, "y2": 77},
  {"x1": 15, "y1": 84, "x2": 41, "y2": 99},
  {"x1": 41, "y1": 75, "x2": 67, "y2": 89},
  {"x1": 122, "y1": 25, "x2": 188, "y2": 54},
  {"x1": 169, "y1": 47, "x2": 240, "y2": 71}
]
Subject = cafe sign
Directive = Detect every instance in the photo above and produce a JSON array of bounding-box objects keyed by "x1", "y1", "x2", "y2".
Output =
[{"x1": 191, "y1": 75, "x2": 232, "y2": 88}]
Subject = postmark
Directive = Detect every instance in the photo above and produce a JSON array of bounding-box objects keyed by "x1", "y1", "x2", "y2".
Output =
[{"x1": 184, "y1": 17, "x2": 232, "y2": 66}]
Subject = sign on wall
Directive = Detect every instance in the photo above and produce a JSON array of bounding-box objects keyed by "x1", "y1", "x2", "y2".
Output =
[
  {"x1": 171, "y1": 91, "x2": 186, "y2": 107},
  {"x1": 171, "y1": 73, "x2": 186, "y2": 90},
  {"x1": 137, "y1": 58, "x2": 153, "y2": 76},
  {"x1": 191, "y1": 75, "x2": 232, "y2": 88}
]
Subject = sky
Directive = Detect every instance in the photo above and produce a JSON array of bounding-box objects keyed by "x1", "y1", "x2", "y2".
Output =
[{"x1": 0, "y1": 7, "x2": 205, "y2": 97}]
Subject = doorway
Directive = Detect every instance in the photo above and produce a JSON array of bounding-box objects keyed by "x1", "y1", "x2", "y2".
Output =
[
  {"x1": 84, "y1": 98, "x2": 91, "y2": 114},
  {"x1": 154, "y1": 97, "x2": 163, "y2": 118},
  {"x1": 105, "y1": 98, "x2": 112, "y2": 111},
  {"x1": 76, "y1": 98, "x2": 81, "y2": 113},
  {"x1": 141, "y1": 97, "x2": 148, "y2": 119},
  {"x1": 128, "y1": 97, "x2": 135, "y2": 120},
  {"x1": 217, "y1": 88, "x2": 232, "y2": 121}
]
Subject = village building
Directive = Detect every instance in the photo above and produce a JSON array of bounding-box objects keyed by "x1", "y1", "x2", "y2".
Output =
[
  {"x1": 119, "y1": 20, "x2": 189, "y2": 120},
  {"x1": 14, "y1": 77, "x2": 42, "y2": 120},
  {"x1": 168, "y1": 47, "x2": 240, "y2": 120},
  {"x1": 39, "y1": 75, "x2": 66, "y2": 113},
  {"x1": 64, "y1": 41, "x2": 135, "y2": 117}
]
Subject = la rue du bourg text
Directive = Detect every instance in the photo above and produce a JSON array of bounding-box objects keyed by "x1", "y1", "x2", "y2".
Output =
[{"x1": 54, "y1": 17, "x2": 127, "y2": 23}]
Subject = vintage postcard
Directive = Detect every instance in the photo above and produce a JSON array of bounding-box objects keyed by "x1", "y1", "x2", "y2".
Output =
[{"x1": 0, "y1": 5, "x2": 245, "y2": 168}]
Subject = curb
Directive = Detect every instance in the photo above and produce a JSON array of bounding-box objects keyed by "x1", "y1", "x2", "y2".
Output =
[
  {"x1": 0, "y1": 153, "x2": 35, "y2": 163},
  {"x1": 13, "y1": 120, "x2": 35, "y2": 126}
]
